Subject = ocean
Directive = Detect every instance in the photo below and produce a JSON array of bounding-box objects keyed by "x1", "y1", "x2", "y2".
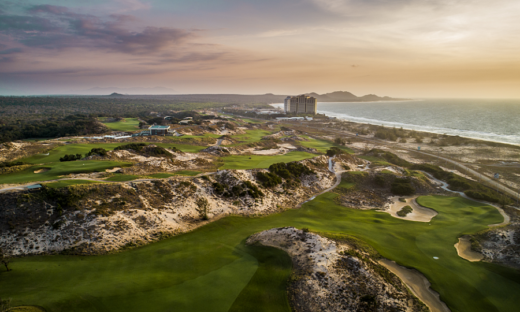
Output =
[{"x1": 271, "y1": 99, "x2": 520, "y2": 145}]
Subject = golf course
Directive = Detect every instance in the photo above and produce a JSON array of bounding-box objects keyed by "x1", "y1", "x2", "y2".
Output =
[{"x1": 1, "y1": 193, "x2": 519, "y2": 312}]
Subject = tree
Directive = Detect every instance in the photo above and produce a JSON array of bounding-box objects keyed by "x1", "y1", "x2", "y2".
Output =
[
  {"x1": 334, "y1": 137, "x2": 346, "y2": 145},
  {"x1": 0, "y1": 248, "x2": 11, "y2": 272},
  {"x1": 195, "y1": 197, "x2": 210, "y2": 220}
]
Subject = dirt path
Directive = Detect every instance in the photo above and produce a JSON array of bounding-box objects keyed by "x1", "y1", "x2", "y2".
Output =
[{"x1": 379, "y1": 259, "x2": 451, "y2": 312}]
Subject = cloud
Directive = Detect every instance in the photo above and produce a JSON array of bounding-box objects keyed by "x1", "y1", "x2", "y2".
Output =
[
  {"x1": 0, "y1": 47, "x2": 22, "y2": 55},
  {"x1": 0, "y1": 5, "x2": 194, "y2": 54}
]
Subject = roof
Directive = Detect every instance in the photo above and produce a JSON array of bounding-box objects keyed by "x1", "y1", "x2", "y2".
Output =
[
  {"x1": 26, "y1": 184, "x2": 42, "y2": 189},
  {"x1": 148, "y1": 125, "x2": 170, "y2": 130}
]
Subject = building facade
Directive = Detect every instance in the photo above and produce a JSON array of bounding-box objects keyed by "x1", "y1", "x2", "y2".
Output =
[
  {"x1": 148, "y1": 125, "x2": 170, "y2": 136},
  {"x1": 284, "y1": 95, "x2": 317, "y2": 115}
]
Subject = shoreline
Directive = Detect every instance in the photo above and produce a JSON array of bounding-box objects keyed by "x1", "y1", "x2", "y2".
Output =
[{"x1": 269, "y1": 103, "x2": 520, "y2": 147}]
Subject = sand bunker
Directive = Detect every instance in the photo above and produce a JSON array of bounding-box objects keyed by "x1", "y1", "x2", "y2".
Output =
[
  {"x1": 385, "y1": 196, "x2": 438, "y2": 222},
  {"x1": 379, "y1": 259, "x2": 451, "y2": 312},
  {"x1": 454, "y1": 236, "x2": 483, "y2": 262},
  {"x1": 252, "y1": 148, "x2": 286, "y2": 155},
  {"x1": 34, "y1": 168, "x2": 50, "y2": 173},
  {"x1": 106, "y1": 167, "x2": 122, "y2": 173}
]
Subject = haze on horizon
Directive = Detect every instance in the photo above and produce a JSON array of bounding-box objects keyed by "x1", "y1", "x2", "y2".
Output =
[{"x1": 1, "y1": 0, "x2": 519, "y2": 98}]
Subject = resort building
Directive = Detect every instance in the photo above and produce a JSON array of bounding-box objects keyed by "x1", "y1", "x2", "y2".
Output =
[
  {"x1": 284, "y1": 95, "x2": 317, "y2": 115},
  {"x1": 148, "y1": 125, "x2": 170, "y2": 136}
]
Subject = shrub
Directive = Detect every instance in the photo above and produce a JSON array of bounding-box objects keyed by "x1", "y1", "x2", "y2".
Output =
[
  {"x1": 391, "y1": 178, "x2": 415, "y2": 195},
  {"x1": 326, "y1": 147, "x2": 344, "y2": 157},
  {"x1": 397, "y1": 205, "x2": 413, "y2": 217},
  {"x1": 86, "y1": 148, "x2": 107, "y2": 157},
  {"x1": 195, "y1": 197, "x2": 210, "y2": 220},
  {"x1": 256, "y1": 171, "x2": 282, "y2": 187},
  {"x1": 114, "y1": 143, "x2": 147, "y2": 152},
  {"x1": 59, "y1": 154, "x2": 82, "y2": 162}
]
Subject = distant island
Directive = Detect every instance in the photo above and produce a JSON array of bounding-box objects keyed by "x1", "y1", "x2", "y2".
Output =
[{"x1": 108, "y1": 92, "x2": 125, "y2": 97}]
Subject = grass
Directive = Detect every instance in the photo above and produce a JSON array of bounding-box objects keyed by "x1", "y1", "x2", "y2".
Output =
[
  {"x1": 358, "y1": 155, "x2": 392, "y2": 166},
  {"x1": 1, "y1": 190, "x2": 519, "y2": 312},
  {"x1": 224, "y1": 129, "x2": 273, "y2": 146},
  {"x1": 219, "y1": 152, "x2": 316, "y2": 170},
  {"x1": 0, "y1": 161, "x2": 132, "y2": 185},
  {"x1": 44, "y1": 180, "x2": 104, "y2": 188},
  {"x1": 171, "y1": 170, "x2": 203, "y2": 176},
  {"x1": 104, "y1": 174, "x2": 142, "y2": 182},
  {"x1": 228, "y1": 244, "x2": 292, "y2": 312},
  {"x1": 298, "y1": 138, "x2": 354, "y2": 154},
  {"x1": 100, "y1": 118, "x2": 140, "y2": 132},
  {"x1": 21, "y1": 143, "x2": 206, "y2": 164}
]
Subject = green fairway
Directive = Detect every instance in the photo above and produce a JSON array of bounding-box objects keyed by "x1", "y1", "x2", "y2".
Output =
[
  {"x1": 224, "y1": 129, "x2": 273, "y2": 146},
  {"x1": 21, "y1": 143, "x2": 206, "y2": 164},
  {"x1": 298, "y1": 137, "x2": 354, "y2": 154},
  {"x1": 44, "y1": 179, "x2": 104, "y2": 188},
  {"x1": 171, "y1": 170, "x2": 203, "y2": 176},
  {"x1": 0, "y1": 161, "x2": 132, "y2": 185},
  {"x1": 1, "y1": 193, "x2": 519, "y2": 312},
  {"x1": 100, "y1": 118, "x2": 140, "y2": 131},
  {"x1": 219, "y1": 151, "x2": 316, "y2": 170},
  {"x1": 104, "y1": 174, "x2": 141, "y2": 182}
]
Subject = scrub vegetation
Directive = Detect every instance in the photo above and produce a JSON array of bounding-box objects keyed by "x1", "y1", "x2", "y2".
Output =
[{"x1": 0, "y1": 194, "x2": 517, "y2": 312}]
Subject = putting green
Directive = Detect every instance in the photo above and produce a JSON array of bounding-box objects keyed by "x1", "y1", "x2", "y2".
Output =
[
  {"x1": 100, "y1": 118, "x2": 140, "y2": 131},
  {"x1": 1, "y1": 195, "x2": 519, "y2": 312},
  {"x1": 219, "y1": 152, "x2": 316, "y2": 170},
  {"x1": 21, "y1": 143, "x2": 206, "y2": 164},
  {"x1": 0, "y1": 161, "x2": 132, "y2": 185}
]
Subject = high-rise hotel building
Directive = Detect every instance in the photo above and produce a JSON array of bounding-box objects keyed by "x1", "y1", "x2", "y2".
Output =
[{"x1": 284, "y1": 95, "x2": 317, "y2": 115}]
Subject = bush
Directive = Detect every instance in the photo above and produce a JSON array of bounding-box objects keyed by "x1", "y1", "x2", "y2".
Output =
[
  {"x1": 256, "y1": 171, "x2": 282, "y2": 187},
  {"x1": 326, "y1": 147, "x2": 344, "y2": 157},
  {"x1": 397, "y1": 205, "x2": 413, "y2": 217},
  {"x1": 391, "y1": 178, "x2": 415, "y2": 195},
  {"x1": 114, "y1": 143, "x2": 147, "y2": 152},
  {"x1": 59, "y1": 154, "x2": 82, "y2": 162},
  {"x1": 86, "y1": 148, "x2": 107, "y2": 157}
]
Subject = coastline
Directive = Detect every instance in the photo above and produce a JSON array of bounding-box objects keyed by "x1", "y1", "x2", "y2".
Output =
[{"x1": 269, "y1": 102, "x2": 520, "y2": 146}]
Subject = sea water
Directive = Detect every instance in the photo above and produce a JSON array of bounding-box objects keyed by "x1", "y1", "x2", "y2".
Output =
[{"x1": 271, "y1": 99, "x2": 520, "y2": 145}]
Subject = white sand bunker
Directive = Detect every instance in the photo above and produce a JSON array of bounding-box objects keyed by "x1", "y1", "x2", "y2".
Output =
[
  {"x1": 385, "y1": 196, "x2": 437, "y2": 222},
  {"x1": 454, "y1": 236, "x2": 483, "y2": 262},
  {"x1": 106, "y1": 167, "x2": 122, "y2": 173},
  {"x1": 252, "y1": 148, "x2": 285, "y2": 155},
  {"x1": 34, "y1": 168, "x2": 50, "y2": 173}
]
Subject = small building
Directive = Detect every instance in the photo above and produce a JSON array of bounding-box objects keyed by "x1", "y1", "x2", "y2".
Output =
[
  {"x1": 26, "y1": 184, "x2": 42, "y2": 192},
  {"x1": 148, "y1": 125, "x2": 170, "y2": 136},
  {"x1": 179, "y1": 120, "x2": 190, "y2": 125}
]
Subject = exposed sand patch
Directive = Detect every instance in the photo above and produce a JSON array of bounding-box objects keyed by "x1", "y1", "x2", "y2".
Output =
[
  {"x1": 278, "y1": 143, "x2": 297, "y2": 149},
  {"x1": 379, "y1": 259, "x2": 451, "y2": 312},
  {"x1": 385, "y1": 196, "x2": 438, "y2": 222},
  {"x1": 105, "y1": 167, "x2": 122, "y2": 173},
  {"x1": 34, "y1": 168, "x2": 50, "y2": 174},
  {"x1": 454, "y1": 236, "x2": 483, "y2": 262},
  {"x1": 252, "y1": 148, "x2": 286, "y2": 155}
]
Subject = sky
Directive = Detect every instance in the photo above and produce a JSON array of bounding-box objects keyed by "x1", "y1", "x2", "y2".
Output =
[{"x1": 0, "y1": 0, "x2": 519, "y2": 97}]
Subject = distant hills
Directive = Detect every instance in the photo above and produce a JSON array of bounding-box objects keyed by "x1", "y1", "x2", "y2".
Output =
[
  {"x1": 304, "y1": 91, "x2": 406, "y2": 102},
  {"x1": 89, "y1": 91, "x2": 406, "y2": 104}
]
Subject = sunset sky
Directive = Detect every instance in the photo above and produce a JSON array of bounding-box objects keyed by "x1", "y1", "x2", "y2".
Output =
[{"x1": 1, "y1": 0, "x2": 519, "y2": 97}]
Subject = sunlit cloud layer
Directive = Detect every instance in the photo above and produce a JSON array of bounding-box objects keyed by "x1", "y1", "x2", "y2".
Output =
[{"x1": 0, "y1": 0, "x2": 519, "y2": 97}]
